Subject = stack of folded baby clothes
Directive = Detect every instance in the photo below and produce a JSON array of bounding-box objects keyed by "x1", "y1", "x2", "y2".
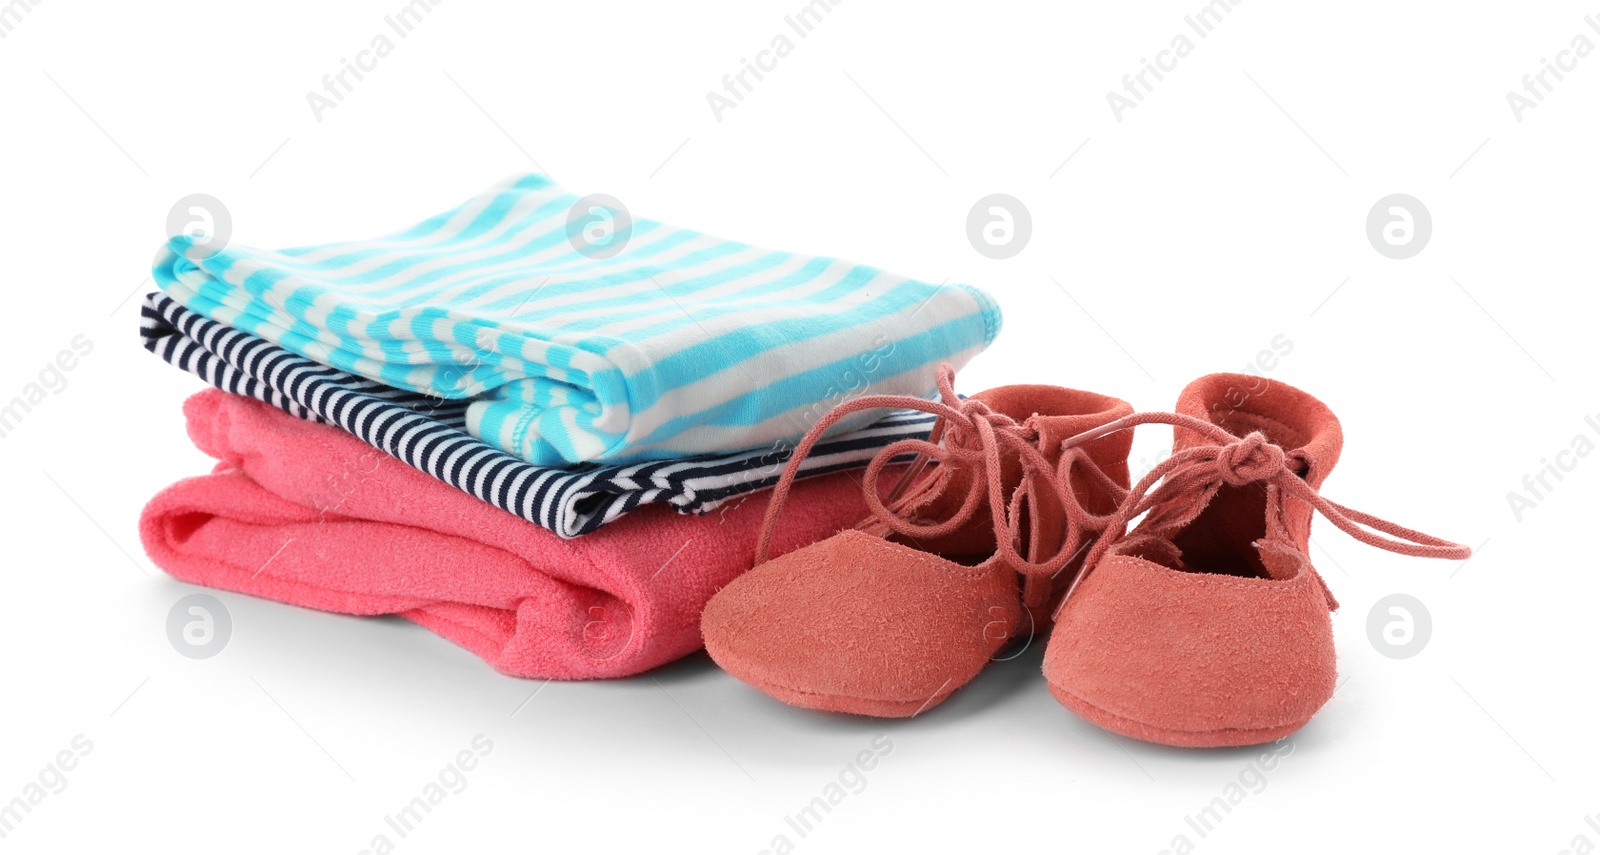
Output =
[{"x1": 138, "y1": 174, "x2": 1000, "y2": 678}]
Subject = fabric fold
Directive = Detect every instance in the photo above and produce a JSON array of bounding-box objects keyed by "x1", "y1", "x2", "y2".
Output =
[
  {"x1": 151, "y1": 173, "x2": 1000, "y2": 465},
  {"x1": 139, "y1": 390, "x2": 880, "y2": 679},
  {"x1": 140, "y1": 292, "x2": 935, "y2": 537}
]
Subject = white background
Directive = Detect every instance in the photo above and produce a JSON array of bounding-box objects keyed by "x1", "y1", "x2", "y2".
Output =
[{"x1": 1, "y1": 1, "x2": 1596, "y2": 852}]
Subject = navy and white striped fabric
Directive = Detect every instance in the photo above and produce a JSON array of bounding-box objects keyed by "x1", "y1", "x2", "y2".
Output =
[
  {"x1": 152, "y1": 173, "x2": 999, "y2": 466},
  {"x1": 141, "y1": 293, "x2": 937, "y2": 538}
]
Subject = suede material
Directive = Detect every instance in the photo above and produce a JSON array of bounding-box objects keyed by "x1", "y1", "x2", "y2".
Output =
[
  {"x1": 701, "y1": 530, "x2": 1022, "y2": 716},
  {"x1": 702, "y1": 383, "x2": 1132, "y2": 717},
  {"x1": 1045, "y1": 373, "x2": 1346, "y2": 746},
  {"x1": 139, "y1": 391, "x2": 876, "y2": 680},
  {"x1": 1045, "y1": 547, "x2": 1335, "y2": 745},
  {"x1": 1170, "y1": 374, "x2": 1343, "y2": 587}
]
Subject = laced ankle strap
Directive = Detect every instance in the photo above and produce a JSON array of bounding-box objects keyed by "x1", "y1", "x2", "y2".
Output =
[
  {"x1": 753, "y1": 364, "x2": 1100, "y2": 578},
  {"x1": 1052, "y1": 411, "x2": 1473, "y2": 611}
]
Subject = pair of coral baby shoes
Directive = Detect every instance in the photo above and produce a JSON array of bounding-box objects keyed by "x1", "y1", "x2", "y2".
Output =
[{"x1": 701, "y1": 367, "x2": 1470, "y2": 747}]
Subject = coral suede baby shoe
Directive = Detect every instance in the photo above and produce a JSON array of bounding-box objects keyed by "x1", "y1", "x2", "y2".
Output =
[
  {"x1": 1042, "y1": 374, "x2": 1471, "y2": 747},
  {"x1": 701, "y1": 365, "x2": 1133, "y2": 717}
]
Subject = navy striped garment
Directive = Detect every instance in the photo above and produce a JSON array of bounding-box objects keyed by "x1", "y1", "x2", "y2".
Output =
[
  {"x1": 152, "y1": 173, "x2": 998, "y2": 466},
  {"x1": 140, "y1": 294, "x2": 936, "y2": 538}
]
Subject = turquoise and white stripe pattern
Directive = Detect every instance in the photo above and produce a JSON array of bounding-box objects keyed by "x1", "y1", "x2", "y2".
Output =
[{"x1": 152, "y1": 174, "x2": 1000, "y2": 465}]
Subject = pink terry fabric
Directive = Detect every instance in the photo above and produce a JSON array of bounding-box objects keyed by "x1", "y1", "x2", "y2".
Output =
[{"x1": 139, "y1": 390, "x2": 876, "y2": 680}]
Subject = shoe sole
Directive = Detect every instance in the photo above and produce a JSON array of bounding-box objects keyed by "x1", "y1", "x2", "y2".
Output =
[
  {"x1": 1047, "y1": 680, "x2": 1306, "y2": 748},
  {"x1": 718, "y1": 663, "x2": 962, "y2": 718}
]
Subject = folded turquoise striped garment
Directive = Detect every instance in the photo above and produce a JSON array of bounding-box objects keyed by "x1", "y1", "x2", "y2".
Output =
[{"x1": 152, "y1": 174, "x2": 1000, "y2": 465}]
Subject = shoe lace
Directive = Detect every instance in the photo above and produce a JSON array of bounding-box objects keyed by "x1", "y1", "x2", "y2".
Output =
[
  {"x1": 754, "y1": 364, "x2": 1105, "y2": 582},
  {"x1": 1051, "y1": 411, "x2": 1473, "y2": 613}
]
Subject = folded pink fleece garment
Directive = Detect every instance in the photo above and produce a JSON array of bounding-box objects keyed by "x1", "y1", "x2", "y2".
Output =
[{"x1": 139, "y1": 390, "x2": 878, "y2": 679}]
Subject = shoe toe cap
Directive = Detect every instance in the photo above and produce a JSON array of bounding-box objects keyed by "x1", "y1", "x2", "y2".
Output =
[
  {"x1": 702, "y1": 530, "x2": 1021, "y2": 716},
  {"x1": 1044, "y1": 553, "x2": 1336, "y2": 745}
]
